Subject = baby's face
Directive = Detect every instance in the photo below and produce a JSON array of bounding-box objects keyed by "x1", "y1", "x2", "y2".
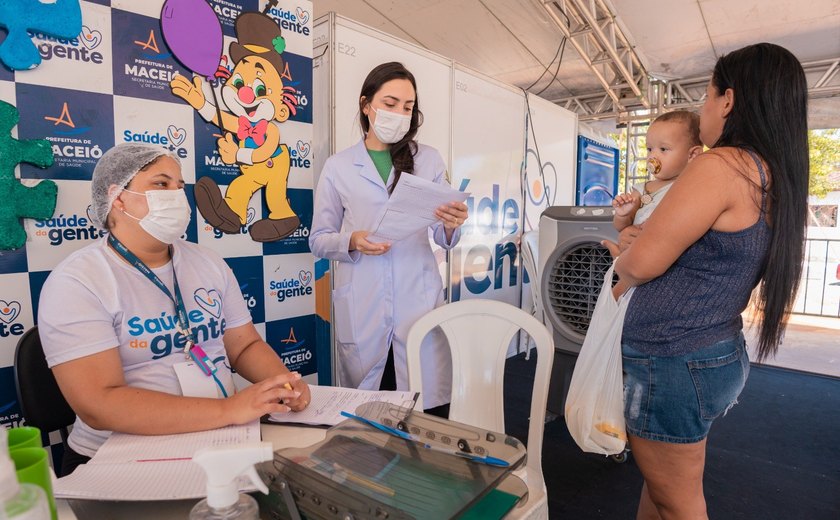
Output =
[{"x1": 645, "y1": 121, "x2": 698, "y2": 181}]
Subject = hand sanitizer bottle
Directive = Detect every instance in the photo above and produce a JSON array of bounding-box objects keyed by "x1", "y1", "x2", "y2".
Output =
[
  {"x1": 0, "y1": 428, "x2": 49, "y2": 520},
  {"x1": 189, "y1": 442, "x2": 274, "y2": 520}
]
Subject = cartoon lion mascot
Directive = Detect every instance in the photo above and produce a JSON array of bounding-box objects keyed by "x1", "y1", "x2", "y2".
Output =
[{"x1": 170, "y1": 12, "x2": 299, "y2": 242}]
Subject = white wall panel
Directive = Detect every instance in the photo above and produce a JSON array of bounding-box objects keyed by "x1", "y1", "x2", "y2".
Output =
[{"x1": 332, "y1": 20, "x2": 451, "y2": 163}]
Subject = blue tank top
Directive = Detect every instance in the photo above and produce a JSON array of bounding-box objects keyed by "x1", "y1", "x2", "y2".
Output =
[{"x1": 622, "y1": 151, "x2": 770, "y2": 355}]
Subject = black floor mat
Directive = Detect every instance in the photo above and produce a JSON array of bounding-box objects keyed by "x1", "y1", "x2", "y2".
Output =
[{"x1": 502, "y1": 353, "x2": 840, "y2": 519}]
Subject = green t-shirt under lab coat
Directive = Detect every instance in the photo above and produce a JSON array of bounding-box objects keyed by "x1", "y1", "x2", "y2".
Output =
[{"x1": 367, "y1": 148, "x2": 392, "y2": 184}]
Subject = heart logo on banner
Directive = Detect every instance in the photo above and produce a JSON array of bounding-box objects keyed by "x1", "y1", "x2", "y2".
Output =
[
  {"x1": 86, "y1": 205, "x2": 95, "y2": 224},
  {"x1": 80, "y1": 26, "x2": 102, "y2": 50},
  {"x1": 0, "y1": 300, "x2": 21, "y2": 324},
  {"x1": 246, "y1": 206, "x2": 256, "y2": 225},
  {"x1": 531, "y1": 161, "x2": 556, "y2": 205},
  {"x1": 296, "y1": 7, "x2": 310, "y2": 25},
  {"x1": 167, "y1": 125, "x2": 186, "y2": 147},
  {"x1": 524, "y1": 148, "x2": 558, "y2": 207},
  {"x1": 298, "y1": 270, "x2": 312, "y2": 287},
  {"x1": 296, "y1": 140, "x2": 310, "y2": 158},
  {"x1": 194, "y1": 289, "x2": 222, "y2": 318}
]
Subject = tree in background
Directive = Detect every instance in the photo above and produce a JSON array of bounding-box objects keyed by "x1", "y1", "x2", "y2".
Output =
[
  {"x1": 809, "y1": 129, "x2": 840, "y2": 198},
  {"x1": 611, "y1": 127, "x2": 840, "y2": 197},
  {"x1": 609, "y1": 126, "x2": 646, "y2": 194}
]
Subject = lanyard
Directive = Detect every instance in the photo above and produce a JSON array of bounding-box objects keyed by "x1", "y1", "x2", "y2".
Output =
[
  {"x1": 108, "y1": 235, "x2": 229, "y2": 398},
  {"x1": 108, "y1": 234, "x2": 195, "y2": 357}
]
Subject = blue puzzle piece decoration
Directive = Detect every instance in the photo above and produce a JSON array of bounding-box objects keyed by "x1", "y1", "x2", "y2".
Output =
[
  {"x1": 0, "y1": 100, "x2": 57, "y2": 250},
  {"x1": 0, "y1": 0, "x2": 82, "y2": 70}
]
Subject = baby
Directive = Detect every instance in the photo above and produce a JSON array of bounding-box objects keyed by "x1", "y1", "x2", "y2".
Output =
[
  {"x1": 613, "y1": 110, "x2": 703, "y2": 231},
  {"x1": 585, "y1": 112, "x2": 703, "y2": 441},
  {"x1": 604, "y1": 110, "x2": 702, "y2": 298}
]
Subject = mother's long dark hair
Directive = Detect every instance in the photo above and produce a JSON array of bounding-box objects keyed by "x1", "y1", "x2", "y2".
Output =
[
  {"x1": 711, "y1": 43, "x2": 809, "y2": 360},
  {"x1": 359, "y1": 62, "x2": 423, "y2": 192}
]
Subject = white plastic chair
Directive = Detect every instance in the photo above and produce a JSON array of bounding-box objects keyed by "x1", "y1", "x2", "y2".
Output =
[
  {"x1": 520, "y1": 229, "x2": 546, "y2": 360},
  {"x1": 406, "y1": 299, "x2": 553, "y2": 520}
]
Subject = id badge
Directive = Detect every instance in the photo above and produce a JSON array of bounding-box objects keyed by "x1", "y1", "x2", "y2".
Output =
[{"x1": 174, "y1": 361, "x2": 234, "y2": 398}]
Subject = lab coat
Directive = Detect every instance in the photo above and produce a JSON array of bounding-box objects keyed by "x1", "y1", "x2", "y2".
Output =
[{"x1": 310, "y1": 140, "x2": 460, "y2": 409}]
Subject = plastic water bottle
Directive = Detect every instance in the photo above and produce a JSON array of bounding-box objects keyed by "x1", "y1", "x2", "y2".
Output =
[{"x1": 0, "y1": 428, "x2": 49, "y2": 520}]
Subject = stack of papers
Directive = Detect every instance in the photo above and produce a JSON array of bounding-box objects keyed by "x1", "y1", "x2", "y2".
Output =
[
  {"x1": 369, "y1": 173, "x2": 469, "y2": 243},
  {"x1": 54, "y1": 421, "x2": 260, "y2": 501},
  {"x1": 266, "y1": 385, "x2": 418, "y2": 426}
]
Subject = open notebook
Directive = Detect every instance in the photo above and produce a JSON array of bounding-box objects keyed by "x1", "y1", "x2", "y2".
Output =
[{"x1": 54, "y1": 421, "x2": 260, "y2": 501}]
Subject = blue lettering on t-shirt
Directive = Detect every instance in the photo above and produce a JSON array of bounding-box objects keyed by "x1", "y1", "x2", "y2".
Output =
[{"x1": 126, "y1": 309, "x2": 225, "y2": 359}]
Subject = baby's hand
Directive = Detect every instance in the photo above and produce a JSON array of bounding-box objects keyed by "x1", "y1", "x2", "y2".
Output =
[{"x1": 612, "y1": 193, "x2": 640, "y2": 218}]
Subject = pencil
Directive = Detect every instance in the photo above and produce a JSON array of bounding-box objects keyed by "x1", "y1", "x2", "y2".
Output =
[{"x1": 280, "y1": 382, "x2": 294, "y2": 405}]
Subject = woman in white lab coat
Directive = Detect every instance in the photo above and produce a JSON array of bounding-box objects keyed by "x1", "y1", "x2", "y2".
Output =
[{"x1": 310, "y1": 62, "x2": 468, "y2": 413}]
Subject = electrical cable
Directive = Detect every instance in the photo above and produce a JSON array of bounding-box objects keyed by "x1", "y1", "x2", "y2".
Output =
[
  {"x1": 520, "y1": 87, "x2": 563, "y2": 233},
  {"x1": 524, "y1": 36, "x2": 565, "y2": 92},
  {"x1": 534, "y1": 37, "x2": 567, "y2": 96},
  {"x1": 523, "y1": 91, "x2": 551, "y2": 212},
  {"x1": 525, "y1": 2, "x2": 572, "y2": 93}
]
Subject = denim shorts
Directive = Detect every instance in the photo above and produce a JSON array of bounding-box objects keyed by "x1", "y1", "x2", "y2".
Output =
[{"x1": 621, "y1": 332, "x2": 750, "y2": 443}]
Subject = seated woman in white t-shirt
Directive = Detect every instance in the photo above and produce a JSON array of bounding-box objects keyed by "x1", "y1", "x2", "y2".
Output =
[{"x1": 38, "y1": 143, "x2": 311, "y2": 475}]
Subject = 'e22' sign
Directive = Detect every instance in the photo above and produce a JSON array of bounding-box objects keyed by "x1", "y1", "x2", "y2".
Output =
[{"x1": 337, "y1": 42, "x2": 356, "y2": 57}]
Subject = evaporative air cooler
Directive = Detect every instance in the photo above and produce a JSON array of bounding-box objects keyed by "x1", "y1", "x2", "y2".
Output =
[{"x1": 539, "y1": 206, "x2": 617, "y2": 415}]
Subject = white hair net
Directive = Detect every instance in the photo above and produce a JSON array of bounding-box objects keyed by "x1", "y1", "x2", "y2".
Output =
[{"x1": 90, "y1": 143, "x2": 181, "y2": 229}]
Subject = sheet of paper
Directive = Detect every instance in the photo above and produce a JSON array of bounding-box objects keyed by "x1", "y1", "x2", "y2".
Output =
[
  {"x1": 91, "y1": 421, "x2": 260, "y2": 464},
  {"x1": 267, "y1": 385, "x2": 418, "y2": 427},
  {"x1": 54, "y1": 421, "x2": 260, "y2": 500},
  {"x1": 54, "y1": 461, "x2": 211, "y2": 501},
  {"x1": 369, "y1": 174, "x2": 469, "y2": 243}
]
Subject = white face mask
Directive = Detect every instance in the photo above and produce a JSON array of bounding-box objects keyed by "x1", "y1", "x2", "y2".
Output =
[
  {"x1": 122, "y1": 188, "x2": 191, "y2": 244},
  {"x1": 370, "y1": 108, "x2": 411, "y2": 144}
]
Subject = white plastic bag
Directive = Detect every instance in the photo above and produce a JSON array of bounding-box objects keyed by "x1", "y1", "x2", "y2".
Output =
[{"x1": 565, "y1": 261, "x2": 633, "y2": 455}]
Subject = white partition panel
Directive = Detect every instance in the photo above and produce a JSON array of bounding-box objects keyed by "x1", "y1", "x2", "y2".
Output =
[
  {"x1": 450, "y1": 66, "x2": 525, "y2": 306},
  {"x1": 312, "y1": 17, "x2": 331, "y2": 189},
  {"x1": 332, "y1": 19, "x2": 452, "y2": 162},
  {"x1": 523, "y1": 93, "x2": 578, "y2": 230}
]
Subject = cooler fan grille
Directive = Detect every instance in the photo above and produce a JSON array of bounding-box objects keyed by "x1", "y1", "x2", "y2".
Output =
[{"x1": 546, "y1": 243, "x2": 614, "y2": 336}]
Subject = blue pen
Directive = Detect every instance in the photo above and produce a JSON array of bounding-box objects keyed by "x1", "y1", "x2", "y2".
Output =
[
  {"x1": 340, "y1": 411, "x2": 413, "y2": 440},
  {"x1": 340, "y1": 411, "x2": 509, "y2": 467},
  {"x1": 423, "y1": 444, "x2": 510, "y2": 467}
]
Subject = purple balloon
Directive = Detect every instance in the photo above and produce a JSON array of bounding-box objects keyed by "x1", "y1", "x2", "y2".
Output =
[{"x1": 160, "y1": 0, "x2": 223, "y2": 79}]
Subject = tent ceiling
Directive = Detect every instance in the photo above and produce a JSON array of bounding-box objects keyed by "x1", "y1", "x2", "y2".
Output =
[{"x1": 312, "y1": 0, "x2": 840, "y2": 129}]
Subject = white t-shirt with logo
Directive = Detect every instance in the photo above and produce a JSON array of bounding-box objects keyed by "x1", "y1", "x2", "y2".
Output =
[{"x1": 38, "y1": 238, "x2": 252, "y2": 457}]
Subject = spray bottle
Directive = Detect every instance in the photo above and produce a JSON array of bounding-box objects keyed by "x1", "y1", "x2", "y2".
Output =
[
  {"x1": 0, "y1": 428, "x2": 49, "y2": 519},
  {"x1": 189, "y1": 442, "x2": 274, "y2": 520}
]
